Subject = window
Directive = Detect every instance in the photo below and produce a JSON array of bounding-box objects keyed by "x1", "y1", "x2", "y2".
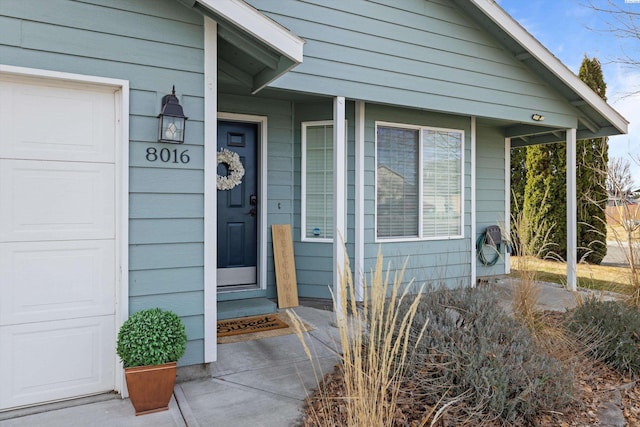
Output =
[
  {"x1": 302, "y1": 121, "x2": 334, "y2": 241},
  {"x1": 376, "y1": 123, "x2": 463, "y2": 240}
]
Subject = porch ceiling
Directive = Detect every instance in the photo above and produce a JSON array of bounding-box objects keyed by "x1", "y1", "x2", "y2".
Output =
[{"x1": 178, "y1": 0, "x2": 304, "y2": 94}]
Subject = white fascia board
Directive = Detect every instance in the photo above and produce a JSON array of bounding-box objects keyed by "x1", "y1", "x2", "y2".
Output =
[
  {"x1": 470, "y1": 0, "x2": 628, "y2": 135},
  {"x1": 197, "y1": 0, "x2": 304, "y2": 63}
]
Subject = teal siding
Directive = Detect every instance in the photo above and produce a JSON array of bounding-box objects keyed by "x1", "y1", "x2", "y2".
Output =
[
  {"x1": 0, "y1": 0, "x2": 528, "y2": 364},
  {"x1": 364, "y1": 104, "x2": 473, "y2": 288},
  {"x1": 0, "y1": 0, "x2": 206, "y2": 366},
  {"x1": 476, "y1": 125, "x2": 508, "y2": 277},
  {"x1": 246, "y1": 0, "x2": 577, "y2": 129}
]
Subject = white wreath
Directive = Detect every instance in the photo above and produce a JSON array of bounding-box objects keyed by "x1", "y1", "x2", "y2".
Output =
[{"x1": 217, "y1": 148, "x2": 245, "y2": 191}]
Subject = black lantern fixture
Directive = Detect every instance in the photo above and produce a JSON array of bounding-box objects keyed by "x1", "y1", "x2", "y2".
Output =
[{"x1": 158, "y1": 86, "x2": 188, "y2": 144}]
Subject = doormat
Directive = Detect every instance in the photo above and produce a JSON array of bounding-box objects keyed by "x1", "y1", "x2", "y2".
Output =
[{"x1": 217, "y1": 312, "x2": 312, "y2": 344}]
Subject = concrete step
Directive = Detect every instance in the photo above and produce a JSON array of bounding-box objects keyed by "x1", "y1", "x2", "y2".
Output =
[{"x1": 217, "y1": 298, "x2": 277, "y2": 320}]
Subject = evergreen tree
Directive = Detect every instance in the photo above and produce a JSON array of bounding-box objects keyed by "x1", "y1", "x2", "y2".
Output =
[
  {"x1": 510, "y1": 146, "x2": 527, "y2": 255},
  {"x1": 518, "y1": 56, "x2": 609, "y2": 264},
  {"x1": 524, "y1": 143, "x2": 566, "y2": 259},
  {"x1": 577, "y1": 56, "x2": 608, "y2": 264},
  {"x1": 510, "y1": 146, "x2": 527, "y2": 212}
]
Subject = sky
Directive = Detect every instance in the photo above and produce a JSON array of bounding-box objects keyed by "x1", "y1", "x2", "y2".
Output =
[{"x1": 497, "y1": 0, "x2": 640, "y2": 183}]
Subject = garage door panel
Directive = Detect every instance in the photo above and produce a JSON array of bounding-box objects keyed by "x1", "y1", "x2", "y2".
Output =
[
  {"x1": 0, "y1": 74, "x2": 119, "y2": 411},
  {"x1": 0, "y1": 316, "x2": 115, "y2": 410},
  {"x1": 0, "y1": 240, "x2": 115, "y2": 325},
  {"x1": 0, "y1": 78, "x2": 115, "y2": 163},
  {"x1": 0, "y1": 159, "x2": 115, "y2": 242}
]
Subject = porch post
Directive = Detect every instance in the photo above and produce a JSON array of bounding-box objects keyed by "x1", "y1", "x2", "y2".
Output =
[
  {"x1": 470, "y1": 116, "x2": 477, "y2": 287},
  {"x1": 333, "y1": 96, "x2": 346, "y2": 317},
  {"x1": 504, "y1": 137, "x2": 511, "y2": 274},
  {"x1": 354, "y1": 101, "x2": 365, "y2": 301},
  {"x1": 566, "y1": 128, "x2": 577, "y2": 291},
  {"x1": 203, "y1": 17, "x2": 218, "y2": 362}
]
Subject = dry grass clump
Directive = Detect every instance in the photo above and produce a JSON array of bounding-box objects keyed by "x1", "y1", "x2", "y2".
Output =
[
  {"x1": 292, "y1": 251, "x2": 431, "y2": 427},
  {"x1": 509, "y1": 197, "x2": 556, "y2": 334}
]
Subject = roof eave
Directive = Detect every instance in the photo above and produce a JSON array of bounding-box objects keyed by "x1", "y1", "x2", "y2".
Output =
[
  {"x1": 196, "y1": 0, "x2": 304, "y2": 64},
  {"x1": 468, "y1": 0, "x2": 628, "y2": 135}
]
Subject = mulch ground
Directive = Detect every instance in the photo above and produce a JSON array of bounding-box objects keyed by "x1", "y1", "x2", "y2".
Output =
[{"x1": 300, "y1": 311, "x2": 639, "y2": 426}]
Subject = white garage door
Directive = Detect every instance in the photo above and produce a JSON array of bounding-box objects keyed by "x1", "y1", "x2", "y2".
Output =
[{"x1": 0, "y1": 75, "x2": 118, "y2": 410}]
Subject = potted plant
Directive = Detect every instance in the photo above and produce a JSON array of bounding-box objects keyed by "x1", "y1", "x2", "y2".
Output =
[{"x1": 116, "y1": 308, "x2": 187, "y2": 415}]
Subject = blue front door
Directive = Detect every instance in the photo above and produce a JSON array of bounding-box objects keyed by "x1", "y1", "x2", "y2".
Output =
[{"x1": 217, "y1": 120, "x2": 258, "y2": 289}]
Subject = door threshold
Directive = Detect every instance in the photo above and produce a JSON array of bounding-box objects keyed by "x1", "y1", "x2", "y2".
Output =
[{"x1": 217, "y1": 284, "x2": 260, "y2": 293}]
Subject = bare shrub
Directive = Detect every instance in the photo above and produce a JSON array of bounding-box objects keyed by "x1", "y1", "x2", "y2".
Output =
[
  {"x1": 600, "y1": 156, "x2": 640, "y2": 307},
  {"x1": 400, "y1": 286, "x2": 575, "y2": 425},
  {"x1": 566, "y1": 298, "x2": 640, "y2": 377}
]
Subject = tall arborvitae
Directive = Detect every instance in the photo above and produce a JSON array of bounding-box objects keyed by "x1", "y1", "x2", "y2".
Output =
[
  {"x1": 577, "y1": 56, "x2": 608, "y2": 264},
  {"x1": 511, "y1": 146, "x2": 527, "y2": 212},
  {"x1": 510, "y1": 146, "x2": 527, "y2": 255},
  {"x1": 524, "y1": 143, "x2": 567, "y2": 259},
  {"x1": 518, "y1": 57, "x2": 609, "y2": 263}
]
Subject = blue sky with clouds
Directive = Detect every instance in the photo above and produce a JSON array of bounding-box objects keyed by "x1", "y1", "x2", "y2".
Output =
[{"x1": 497, "y1": 0, "x2": 640, "y2": 181}]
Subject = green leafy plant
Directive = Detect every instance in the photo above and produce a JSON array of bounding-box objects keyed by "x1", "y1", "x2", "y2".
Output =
[
  {"x1": 566, "y1": 298, "x2": 640, "y2": 377},
  {"x1": 117, "y1": 308, "x2": 187, "y2": 368}
]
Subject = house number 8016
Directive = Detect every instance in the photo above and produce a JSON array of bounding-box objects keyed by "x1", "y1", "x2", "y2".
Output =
[{"x1": 146, "y1": 147, "x2": 190, "y2": 164}]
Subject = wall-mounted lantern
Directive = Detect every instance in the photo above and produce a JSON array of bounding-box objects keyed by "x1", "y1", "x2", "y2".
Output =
[{"x1": 158, "y1": 86, "x2": 188, "y2": 144}]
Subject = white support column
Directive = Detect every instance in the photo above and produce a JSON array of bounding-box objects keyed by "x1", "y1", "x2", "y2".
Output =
[
  {"x1": 203, "y1": 17, "x2": 218, "y2": 362},
  {"x1": 470, "y1": 116, "x2": 477, "y2": 288},
  {"x1": 354, "y1": 101, "x2": 365, "y2": 301},
  {"x1": 333, "y1": 96, "x2": 347, "y2": 316},
  {"x1": 504, "y1": 137, "x2": 511, "y2": 274},
  {"x1": 566, "y1": 128, "x2": 577, "y2": 292}
]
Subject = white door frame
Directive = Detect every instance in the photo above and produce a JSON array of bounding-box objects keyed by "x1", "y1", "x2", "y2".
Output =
[
  {"x1": 216, "y1": 112, "x2": 269, "y2": 295},
  {"x1": 0, "y1": 64, "x2": 129, "y2": 397}
]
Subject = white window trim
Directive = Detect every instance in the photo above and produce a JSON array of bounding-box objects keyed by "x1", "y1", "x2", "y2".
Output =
[
  {"x1": 374, "y1": 121, "x2": 465, "y2": 243},
  {"x1": 301, "y1": 120, "x2": 348, "y2": 243}
]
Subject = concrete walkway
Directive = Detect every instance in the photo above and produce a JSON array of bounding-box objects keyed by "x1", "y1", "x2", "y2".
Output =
[
  {"x1": 0, "y1": 281, "x2": 626, "y2": 427},
  {"x1": 493, "y1": 276, "x2": 622, "y2": 315},
  {"x1": 0, "y1": 306, "x2": 341, "y2": 427}
]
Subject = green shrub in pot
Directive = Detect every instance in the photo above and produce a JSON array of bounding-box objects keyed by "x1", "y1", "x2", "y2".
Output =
[{"x1": 117, "y1": 308, "x2": 187, "y2": 368}]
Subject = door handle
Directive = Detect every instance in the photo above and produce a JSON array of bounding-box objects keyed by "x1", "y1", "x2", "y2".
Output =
[{"x1": 246, "y1": 207, "x2": 257, "y2": 217}]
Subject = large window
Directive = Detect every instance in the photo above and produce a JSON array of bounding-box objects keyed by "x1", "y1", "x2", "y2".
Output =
[
  {"x1": 302, "y1": 121, "x2": 335, "y2": 241},
  {"x1": 376, "y1": 123, "x2": 463, "y2": 240}
]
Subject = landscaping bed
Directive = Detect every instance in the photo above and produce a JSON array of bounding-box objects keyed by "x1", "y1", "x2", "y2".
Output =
[{"x1": 299, "y1": 289, "x2": 639, "y2": 426}]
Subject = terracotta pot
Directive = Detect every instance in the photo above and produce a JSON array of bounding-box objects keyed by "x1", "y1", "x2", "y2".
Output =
[{"x1": 124, "y1": 362, "x2": 177, "y2": 415}]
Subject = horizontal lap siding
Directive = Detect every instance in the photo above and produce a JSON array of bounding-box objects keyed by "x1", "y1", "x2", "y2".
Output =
[
  {"x1": 217, "y1": 94, "x2": 295, "y2": 301},
  {"x1": 476, "y1": 125, "x2": 507, "y2": 277},
  {"x1": 245, "y1": 0, "x2": 576, "y2": 127},
  {"x1": 0, "y1": 0, "x2": 206, "y2": 365},
  {"x1": 365, "y1": 104, "x2": 472, "y2": 288}
]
